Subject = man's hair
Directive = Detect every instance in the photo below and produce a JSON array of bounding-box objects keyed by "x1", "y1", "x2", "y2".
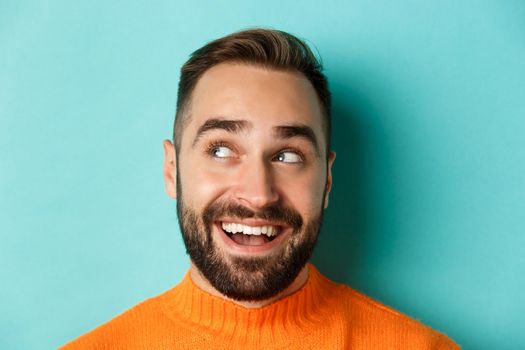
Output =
[{"x1": 173, "y1": 28, "x2": 331, "y2": 156}]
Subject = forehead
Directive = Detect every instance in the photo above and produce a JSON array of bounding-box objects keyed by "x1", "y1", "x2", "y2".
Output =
[{"x1": 184, "y1": 63, "x2": 325, "y2": 143}]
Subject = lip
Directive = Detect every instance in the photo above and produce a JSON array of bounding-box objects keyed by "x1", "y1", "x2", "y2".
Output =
[{"x1": 214, "y1": 220, "x2": 290, "y2": 254}]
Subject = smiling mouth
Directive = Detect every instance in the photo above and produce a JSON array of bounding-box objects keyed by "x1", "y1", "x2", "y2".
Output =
[{"x1": 220, "y1": 221, "x2": 282, "y2": 246}]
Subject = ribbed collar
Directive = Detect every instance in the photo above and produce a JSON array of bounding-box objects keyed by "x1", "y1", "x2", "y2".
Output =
[{"x1": 160, "y1": 264, "x2": 343, "y2": 348}]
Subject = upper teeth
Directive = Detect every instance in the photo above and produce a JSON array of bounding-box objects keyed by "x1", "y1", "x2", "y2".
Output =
[{"x1": 221, "y1": 222, "x2": 278, "y2": 237}]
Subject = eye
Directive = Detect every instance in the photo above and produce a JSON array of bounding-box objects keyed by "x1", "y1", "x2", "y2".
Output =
[
  {"x1": 274, "y1": 151, "x2": 303, "y2": 163},
  {"x1": 210, "y1": 145, "x2": 234, "y2": 158}
]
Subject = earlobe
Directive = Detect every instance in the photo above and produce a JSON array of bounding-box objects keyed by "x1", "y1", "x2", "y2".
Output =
[
  {"x1": 163, "y1": 140, "x2": 178, "y2": 199},
  {"x1": 323, "y1": 151, "x2": 336, "y2": 209}
]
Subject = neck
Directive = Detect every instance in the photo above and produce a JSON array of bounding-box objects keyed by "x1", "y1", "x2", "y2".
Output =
[{"x1": 189, "y1": 263, "x2": 309, "y2": 308}]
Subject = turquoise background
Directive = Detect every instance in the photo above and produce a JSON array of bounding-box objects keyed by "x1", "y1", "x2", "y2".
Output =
[{"x1": 1, "y1": 1, "x2": 524, "y2": 349}]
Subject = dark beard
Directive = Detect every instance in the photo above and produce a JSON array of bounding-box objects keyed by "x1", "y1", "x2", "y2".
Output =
[{"x1": 176, "y1": 181, "x2": 323, "y2": 301}]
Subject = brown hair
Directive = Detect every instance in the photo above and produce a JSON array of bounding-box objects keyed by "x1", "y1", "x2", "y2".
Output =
[{"x1": 173, "y1": 28, "x2": 331, "y2": 156}]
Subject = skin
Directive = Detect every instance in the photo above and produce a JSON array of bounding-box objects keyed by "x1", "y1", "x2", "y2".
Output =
[{"x1": 163, "y1": 63, "x2": 336, "y2": 308}]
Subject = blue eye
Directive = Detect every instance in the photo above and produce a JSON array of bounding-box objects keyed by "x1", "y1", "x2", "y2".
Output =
[
  {"x1": 275, "y1": 151, "x2": 302, "y2": 163},
  {"x1": 211, "y1": 145, "x2": 233, "y2": 158}
]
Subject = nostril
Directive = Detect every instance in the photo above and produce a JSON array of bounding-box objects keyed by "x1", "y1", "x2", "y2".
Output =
[{"x1": 233, "y1": 165, "x2": 279, "y2": 208}]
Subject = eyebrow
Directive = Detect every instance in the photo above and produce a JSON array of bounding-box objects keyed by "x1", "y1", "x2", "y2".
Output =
[
  {"x1": 273, "y1": 124, "x2": 320, "y2": 156},
  {"x1": 192, "y1": 118, "x2": 320, "y2": 156},
  {"x1": 192, "y1": 118, "x2": 251, "y2": 147}
]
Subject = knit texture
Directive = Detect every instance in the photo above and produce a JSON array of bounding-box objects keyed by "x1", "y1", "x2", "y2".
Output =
[{"x1": 61, "y1": 265, "x2": 459, "y2": 349}]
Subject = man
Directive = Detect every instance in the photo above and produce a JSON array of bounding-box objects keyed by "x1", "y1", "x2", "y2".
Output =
[{"x1": 62, "y1": 28, "x2": 459, "y2": 349}]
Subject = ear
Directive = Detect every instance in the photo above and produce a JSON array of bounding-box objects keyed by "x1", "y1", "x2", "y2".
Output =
[
  {"x1": 163, "y1": 139, "x2": 178, "y2": 199},
  {"x1": 323, "y1": 151, "x2": 336, "y2": 209}
]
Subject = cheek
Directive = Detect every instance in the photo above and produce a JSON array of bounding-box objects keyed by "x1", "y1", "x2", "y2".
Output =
[
  {"x1": 179, "y1": 158, "x2": 232, "y2": 207},
  {"x1": 276, "y1": 167, "x2": 326, "y2": 216}
]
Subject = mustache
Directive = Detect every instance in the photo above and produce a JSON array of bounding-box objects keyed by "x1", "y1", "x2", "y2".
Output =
[{"x1": 202, "y1": 201, "x2": 303, "y2": 231}]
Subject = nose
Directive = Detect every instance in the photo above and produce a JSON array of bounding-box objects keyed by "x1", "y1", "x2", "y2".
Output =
[{"x1": 233, "y1": 157, "x2": 279, "y2": 210}]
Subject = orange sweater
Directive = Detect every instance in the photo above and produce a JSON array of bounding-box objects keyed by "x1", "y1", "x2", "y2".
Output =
[{"x1": 61, "y1": 265, "x2": 459, "y2": 349}]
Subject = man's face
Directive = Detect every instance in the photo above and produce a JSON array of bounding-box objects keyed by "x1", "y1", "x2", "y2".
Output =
[{"x1": 164, "y1": 63, "x2": 335, "y2": 301}]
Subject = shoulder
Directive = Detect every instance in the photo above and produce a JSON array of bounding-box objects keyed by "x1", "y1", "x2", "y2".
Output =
[
  {"x1": 308, "y1": 266, "x2": 460, "y2": 350},
  {"x1": 59, "y1": 289, "x2": 173, "y2": 349},
  {"x1": 337, "y1": 284, "x2": 460, "y2": 349}
]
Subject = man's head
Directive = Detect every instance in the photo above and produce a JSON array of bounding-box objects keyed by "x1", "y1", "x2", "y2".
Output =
[{"x1": 163, "y1": 28, "x2": 335, "y2": 302}]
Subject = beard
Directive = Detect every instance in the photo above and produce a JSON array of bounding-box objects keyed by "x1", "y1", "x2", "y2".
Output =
[{"x1": 176, "y1": 179, "x2": 324, "y2": 302}]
